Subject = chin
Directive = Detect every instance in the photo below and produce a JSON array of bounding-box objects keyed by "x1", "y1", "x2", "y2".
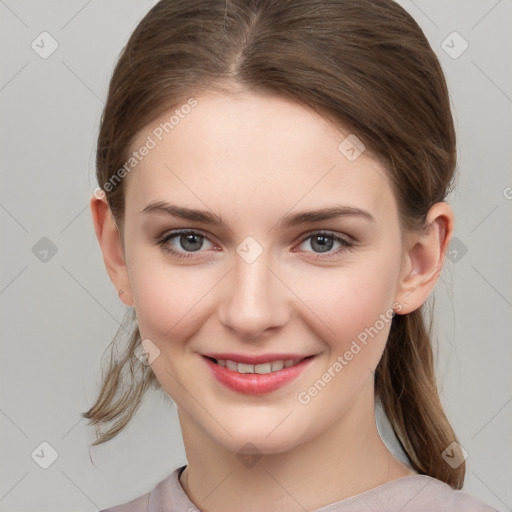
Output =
[{"x1": 209, "y1": 423, "x2": 309, "y2": 458}]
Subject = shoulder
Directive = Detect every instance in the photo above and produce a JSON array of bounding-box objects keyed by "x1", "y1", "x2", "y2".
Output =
[
  {"x1": 98, "y1": 465, "x2": 186, "y2": 512},
  {"x1": 414, "y1": 475, "x2": 497, "y2": 511},
  {"x1": 378, "y1": 474, "x2": 494, "y2": 512},
  {"x1": 394, "y1": 475, "x2": 496, "y2": 511},
  {"x1": 317, "y1": 474, "x2": 497, "y2": 512}
]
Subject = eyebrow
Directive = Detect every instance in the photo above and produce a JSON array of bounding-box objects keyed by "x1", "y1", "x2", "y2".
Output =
[{"x1": 141, "y1": 201, "x2": 375, "y2": 229}]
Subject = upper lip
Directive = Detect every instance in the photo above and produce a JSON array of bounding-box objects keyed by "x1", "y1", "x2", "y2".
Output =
[{"x1": 201, "y1": 353, "x2": 314, "y2": 365}]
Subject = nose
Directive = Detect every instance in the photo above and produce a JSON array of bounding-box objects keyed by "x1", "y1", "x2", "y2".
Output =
[{"x1": 217, "y1": 249, "x2": 291, "y2": 340}]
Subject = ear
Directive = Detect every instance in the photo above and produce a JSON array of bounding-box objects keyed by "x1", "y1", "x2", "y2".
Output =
[
  {"x1": 394, "y1": 202, "x2": 454, "y2": 315},
  {"x1": 90, "y1": 192, "x2": 134, "y2": 307}
]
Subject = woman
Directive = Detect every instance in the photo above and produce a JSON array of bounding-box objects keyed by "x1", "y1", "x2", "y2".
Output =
[{"x1": 85, "y1": 0, "x2": 496, "y2": 510}]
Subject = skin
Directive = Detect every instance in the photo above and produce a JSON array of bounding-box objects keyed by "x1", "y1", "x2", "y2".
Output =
[{"x1": 91, "y1": 89, "x2": 453, "y2": 512}]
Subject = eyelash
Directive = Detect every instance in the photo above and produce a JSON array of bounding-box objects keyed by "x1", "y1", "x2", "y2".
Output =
[{"x1": 156, "y1": 229, "x2": 355, "y2": 260}]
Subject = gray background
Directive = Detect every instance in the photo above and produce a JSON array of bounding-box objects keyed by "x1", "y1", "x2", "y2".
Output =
[{"x1": 0, "y1": 0, "x2": 511, "y2": 510}]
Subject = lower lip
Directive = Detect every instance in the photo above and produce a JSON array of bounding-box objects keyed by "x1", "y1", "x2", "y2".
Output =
[{"x1": 202, "y1": 356, "x2": 315, "y2": 395}]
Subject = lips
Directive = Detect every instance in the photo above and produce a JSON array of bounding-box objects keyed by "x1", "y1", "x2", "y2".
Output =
[
  {"x1": 204, "y1": 356, "x2": 309, "y2": 374},
  {"x1": 201, "y1": 354, "x2": 316, "y2": 395},
  {"x1": 201, "y1": 352, "x2": 312, "y2": 365}
]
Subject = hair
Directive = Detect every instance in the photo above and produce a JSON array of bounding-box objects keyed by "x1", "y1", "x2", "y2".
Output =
[{"x1": 83, "y1": 0, "x2": 465, "y2": 489}]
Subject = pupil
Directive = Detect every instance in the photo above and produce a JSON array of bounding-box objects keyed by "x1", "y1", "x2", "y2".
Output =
[
  {"x1": 181, "y1": 233, "x2": 202, "y2": 252},
  {"x1": 312, "y1": 235, "x2": 333, "y2": 253}
]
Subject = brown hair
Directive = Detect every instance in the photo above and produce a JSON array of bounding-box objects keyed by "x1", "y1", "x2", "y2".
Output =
[{"x1": 83, "y1": 0, "x2": 464, "y2": 488}]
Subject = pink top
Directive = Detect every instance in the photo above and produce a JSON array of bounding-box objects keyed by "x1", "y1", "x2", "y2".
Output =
[{"x1": 100, "y1": 465, "x2": 496, "y2": 512}]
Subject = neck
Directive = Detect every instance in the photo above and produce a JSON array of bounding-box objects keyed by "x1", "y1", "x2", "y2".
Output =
[{"x1": 177, "y1": 385, "x2": 415, "y2": 512}]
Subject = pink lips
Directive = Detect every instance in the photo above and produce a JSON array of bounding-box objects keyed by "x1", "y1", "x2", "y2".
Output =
[
  {"x1": 201, "y1": 352, "x2": 310, "y2": 365},
  {"x1": 201, "y1": 354, "x2": 315, "y2": 395}
]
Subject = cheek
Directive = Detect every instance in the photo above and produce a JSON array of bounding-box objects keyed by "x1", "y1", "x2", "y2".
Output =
[
  {"x1": 127, "y1": 250, "x2": 217, "y2": 342},
  {"x1": 291, "y1": 260, "x2": 399, "y2": 417},
  {"x1": 304, "y1": 258, "x2": 398, "y2": 332},
  {"x1": 293, "y1": 255, "x2": 400, "y2": 363}
]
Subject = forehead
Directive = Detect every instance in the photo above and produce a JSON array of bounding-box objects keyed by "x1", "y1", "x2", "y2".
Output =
[{"x1": 125, "y1": 91, "x2": 397, "y2": 224}]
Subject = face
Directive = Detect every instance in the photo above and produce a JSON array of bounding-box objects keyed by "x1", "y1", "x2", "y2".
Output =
[{"x1": 120, "y1": 90, "x2": 408, "y2": 455}]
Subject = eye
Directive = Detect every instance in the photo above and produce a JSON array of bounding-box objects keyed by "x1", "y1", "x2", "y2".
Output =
[
  {"x1": 156, "y1": 229, "x2": 355, "y2": 260},
  {"x1": 156, "y1": 229, "x2": 216, "y2": 259},
  {"x1": 295, "y1": 231, "x2": 355, "y2": 258}
]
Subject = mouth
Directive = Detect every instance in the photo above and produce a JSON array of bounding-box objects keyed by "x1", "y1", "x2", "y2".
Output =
[
  {"x1": 202, "y1": 355, "x2": 315, "y2": 375},
  {"x1": 201, "y1": 354, "x2": 316, "y2": 395}
]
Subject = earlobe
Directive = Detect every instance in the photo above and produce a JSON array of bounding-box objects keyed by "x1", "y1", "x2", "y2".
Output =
[
  {"x1": 90, "y1": 193, "x2": 134, "y2": 307},
  {"x1": 394, "y1": 202, "x2": 454, "y2": 314}
]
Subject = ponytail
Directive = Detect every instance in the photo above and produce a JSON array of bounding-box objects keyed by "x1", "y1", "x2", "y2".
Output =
[{"x1": 375, "y1": 306, "x2": 465, "y2": 488}]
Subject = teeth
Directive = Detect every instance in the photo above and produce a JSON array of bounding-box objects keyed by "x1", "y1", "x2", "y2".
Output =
[
  {"x1": 271, "y1": 360, "x2": 284, "y2": 372},
  {"x1": 238, "y1": 363, "x2": 255, "y2": 373},
  {"x1": 216, "y1": 358, "x2": 304, "y2": 374},
  {"x1": 226, "y1": 360, "x2": 239, "y2": 371}
]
